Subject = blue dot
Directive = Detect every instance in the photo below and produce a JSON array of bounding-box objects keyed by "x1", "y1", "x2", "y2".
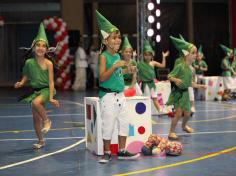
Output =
[{"x1": 135, "y1": 102, "x2": 146, "y2": 114}]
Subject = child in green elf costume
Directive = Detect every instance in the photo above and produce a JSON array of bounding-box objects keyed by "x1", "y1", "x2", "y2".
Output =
[
  {"x1": 137, "y1": 39, "x2": 169, "y2": 112},
  {"x1": 220, "y1": 44, "x2": 236, "y2": 100},
  {"x1": 231, "y1": 49, "x2": 236, "y2": 74},
  {"x1": 173, "y1": 34, "x2": 197, "y2": 114},
  {"x1": 167, "y1": 36, "x2": 206, "y2": 140},
  {"x1": 95, "y1": 10, "x2": 139, "y2": 164},
  {"x1": 193, "y1": 45, "x2": 208, "y2": 78},
  {"x1": 120, "y1": 36, "x2": 142, "y2": 95},
  {"x1": 14, "y1": 23, "x2": 59, "y2": 149}
]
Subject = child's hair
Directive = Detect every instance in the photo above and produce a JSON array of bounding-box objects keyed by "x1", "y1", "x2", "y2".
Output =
[{"x1": 22, "y1": 42, "x2": 58, "y2": 70}]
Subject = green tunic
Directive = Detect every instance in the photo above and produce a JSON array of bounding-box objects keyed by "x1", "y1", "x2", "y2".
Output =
[
  {"x1": 21, "y1": 58, "x2": 54, "y2": 103},
  {"x1": 231, "y1": 60, "x2": 236, "y2": 73},
  {"x1": 174, "y1": 57, "x2": 184, "y2": 68},
  {"x1": 98, "y1": 51, "x2": 125, "y2": 98},
  {"x1": 166, "y1": 62, "x2": 192, "y2": 112},
  {"x1": 122, "y1": 60, "x2": 137, "y2": 86},
  {"x1": 193, "y1": 60, "x2": 208, "y2": 75},
  {"x1": 221, "y1": 57, "x2": 233, "y2": 76},
  {"x1": 137, "y1": 61, "x2": 156, "y2": 91}
]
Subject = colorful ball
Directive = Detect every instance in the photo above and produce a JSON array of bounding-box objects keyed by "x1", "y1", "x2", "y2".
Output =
[
  {"x1": 124, "y1": 88, "x2": 136, "y2": 97},
  {"x1": 165, "y1": 141, "x2": 183, "y2": 156},
  {"x1": 141, "y1": 145, "x2": 152, "y2": 155}
]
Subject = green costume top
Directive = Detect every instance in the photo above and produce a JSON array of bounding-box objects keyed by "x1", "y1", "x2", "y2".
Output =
[
  {"x1": 122, "y1": 60, "x2": 137, "y2": 86},
  {"x1": 21, "y1": 58, "x2": 53, "y2": 103},
  {"x1": 98, "y1": 51, "x2": 125, "y2": 98},
  {"x1": 174, "y1": 57, "x2": 184, "y2": 67},
  {"x1": 231, "y1": 60, "x2": 236, "y2": 73},
  {"x1": 193, "y1": 60, "x2": 208, "y2": 75},
  {"x1": 166, "y1": 62, "x2": 192, "y2": 112},
  {"x1": 221, "y1": 57, "x2": 233, "y2": 76},
  {"x1": 137, "y1": 61, "x2": 156, "y2": 91}
]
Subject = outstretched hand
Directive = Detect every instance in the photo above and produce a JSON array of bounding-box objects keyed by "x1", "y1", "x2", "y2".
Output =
[
  {"x1": 14, "y1": 82, "x2": 23, "y2": 89},
  {"x1": 162, "y1": 51, "x2": 170, "y2": 58}
]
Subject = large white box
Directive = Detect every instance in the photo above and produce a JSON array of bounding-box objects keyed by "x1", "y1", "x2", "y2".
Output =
[
  {"x1": 85, "y1": 96, "x2": 152, "y2": 155},
  {"x1": 197, "y1": 76, "x2": 224, "y2": 101},
  {"x1": 151, "y1": 81, "x2": 173, "y2": 115}
]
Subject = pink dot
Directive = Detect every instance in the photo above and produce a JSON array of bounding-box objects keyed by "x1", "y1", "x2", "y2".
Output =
[{"x1": 138, "y1": 126, "x2": 145, "y2": 134}]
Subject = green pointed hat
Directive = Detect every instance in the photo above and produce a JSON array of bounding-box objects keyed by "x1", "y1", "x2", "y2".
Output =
[
  {"x1": 95, "y1": 10, "x2": 119, "y2": 39},
  {"x1": 220, "y1": 44, "x2": 233, "y2": 56},
  {"x1": 170, "y1": 36, "x2": 194, "y2": 56},
  {"x1": 143, "y1": 39, "x2": 154, "y2": 54},
  {"x1": 198, "y1": 45, "x2": 203, "y2": 54},
  {"x1": 33, "y1": 22, "x2": 49, "y2": 47},
  {"x1": 179, "y1": 34, "x2": 185, "y2": 41},
  {"x1": 120, "y1": 36, "x2": 133, "y2": 51}
]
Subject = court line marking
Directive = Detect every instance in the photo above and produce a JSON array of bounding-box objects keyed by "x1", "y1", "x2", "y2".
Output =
[
  {"x1": 113, "y1": 145, "x2": 236, "y2": 176},
  {"x1": 155, "y1": 114, "x2": 236, "y2": 125},
  {"x1": 0, "y1": 113, "x2": 84, "y2": 118},
  {"x1": 1, "y1": 130, "x2": 236, "y2": 142},
  {"x1": 0, "y1": 136, "x2": 84, "y2": 142},
  {"x1": 0, "y1": 127, "x2": 82, "y2": 134},
  {"x1": 0, "y1": 138, "x2": 86, "y2": 170}
]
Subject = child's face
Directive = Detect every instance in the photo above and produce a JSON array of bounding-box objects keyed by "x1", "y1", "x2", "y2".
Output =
[
  {"x1": 143, "y1": 52, "x2": 153, "y2": 62},
  {"x1": 121, "y1": 48, "x2": 133, "y2": 61},
  {"x1": 197, "y1": 53, "x2": 203, "y2": 61},
  {"x1": 104, "y1": 31, "x2": 121, "y2": 52},
  {"x1": 186, "y1": 46, "x2": 197, "y2": 64},
  {"x1": 33, "y1": 40, "x2": 47, "y2": 57}
]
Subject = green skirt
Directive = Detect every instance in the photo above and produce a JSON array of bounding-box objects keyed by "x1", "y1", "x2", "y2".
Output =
[
  {"x1": 166, "y1": 88, "x2": 190, "y2": 112},
  {"x1": 20, "y1": 88, "x2": 55, "y2": 104}
]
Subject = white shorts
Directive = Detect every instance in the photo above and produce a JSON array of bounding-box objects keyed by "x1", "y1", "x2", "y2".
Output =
[
  {"x1": 100, "y1": 92, "x2": 128, "y2": 140},
  {"x1": 188, "y1": 87, "x2": 195, "y2": 101},
  {"x1": 143, "y1": 85, "x2": 158, "y2": 98}
]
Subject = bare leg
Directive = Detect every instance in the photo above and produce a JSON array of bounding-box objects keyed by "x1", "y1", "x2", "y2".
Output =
[
  {"x1": 32, "y1": 108, "x2": 44, "y2": 142},
  {"x1": 118, "y1": 135, "x2": 127, "y2": 150},
  {"x1": 32, "y1": 96, "x2": 51, "y2": 133},
  {"x1": 168, "y1": 108, "x2": 182, "y2": 139},
  {"x1": 31, "y1": 96, "x2": 48, "y2": 121},
  {"x1": 103, "y1": 139, "x2": 111, "y2": 152},
  {"x1": 182, "y1": 111, "x2": 194, "y2": 133},
  {"x1": 152, "y1": 98, "x2": 161, "y2": 112}
]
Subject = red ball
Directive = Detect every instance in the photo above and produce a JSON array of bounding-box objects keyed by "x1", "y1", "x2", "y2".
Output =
[{"x1": 124, "y1": 88, "x2": 136, "y2": 97}]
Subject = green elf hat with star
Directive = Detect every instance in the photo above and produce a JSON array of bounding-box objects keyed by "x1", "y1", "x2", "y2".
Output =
[
  {"x1": 120, "y1": 36, "x2": 133, "y2": 52},
  {"x1": 143, "y1": 39, "x2": 154, "y2": 55},
  {"x1": 220, "y1": 44, "x2": 233, "y2": 56},
  {"x1": 170, "y1": 36, "x2": 194, "y2": 56},
  {"x1": 95, "y1": 10, "x2": 119, "y2": 40},
  {"x1": 32, "y1": 22, "x2": 49, "y2": 47}
]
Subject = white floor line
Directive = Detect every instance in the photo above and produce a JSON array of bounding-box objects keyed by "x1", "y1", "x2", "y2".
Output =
[
  {"x1": 159, "y1": 130, "x2": 236, "y2": 136},
  {"x1": 0, "y1": 113, "x2": 84, "y2": 118},
  {"x1": 0, "y1": 136, "x2": 84, "y2": 142},
  {"x1": 0, "y1": 138, "x2": 86, "y2": 170}
]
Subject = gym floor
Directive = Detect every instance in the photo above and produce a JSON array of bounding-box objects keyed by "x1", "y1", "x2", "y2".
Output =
[{"x1": 0, "y1": 88, "x2": 236, "y2": 176}]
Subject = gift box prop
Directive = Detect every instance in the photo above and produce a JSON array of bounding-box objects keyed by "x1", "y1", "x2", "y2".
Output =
[
  {"x1": 196, "y1": 76, "x2": 224, "y2": 101},
  {"x1": 151, "y1": 81, "x2": 173, "y2": 115},
  {"x1": 85, "y1": 96, "x2": 152, "y2": 155}
]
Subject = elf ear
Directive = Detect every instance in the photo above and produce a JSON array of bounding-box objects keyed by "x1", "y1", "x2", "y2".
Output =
[
  {"x1": 101, "y1": 30, "x2": 109, "y2": 39},
  {"x1": 182, "y1": 49, "x2": 189, "y2": 56}
]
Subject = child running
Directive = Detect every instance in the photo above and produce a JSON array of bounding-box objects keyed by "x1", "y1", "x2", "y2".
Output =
[{"x1": 167, "y1": 36, "x2": 206, "y2": 140}]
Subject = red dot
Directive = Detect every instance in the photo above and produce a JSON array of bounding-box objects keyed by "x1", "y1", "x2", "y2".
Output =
[{"x1": 138, "y1": 126, "x2": 145, "y2": 134}]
